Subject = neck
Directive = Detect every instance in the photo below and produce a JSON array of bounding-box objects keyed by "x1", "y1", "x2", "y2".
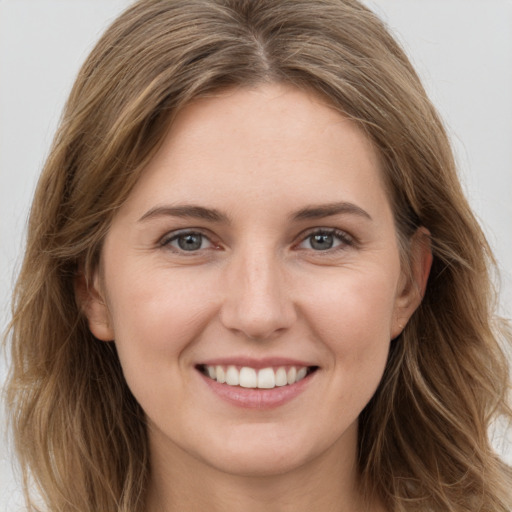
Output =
[{"x1": 145, "y1": 425, "x2": 384, "y2": 512}]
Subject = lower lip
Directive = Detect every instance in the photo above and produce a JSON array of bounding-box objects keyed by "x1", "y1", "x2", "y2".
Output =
[{"x1": 198, "y1": 370, "x2": 316, "y2": 409}]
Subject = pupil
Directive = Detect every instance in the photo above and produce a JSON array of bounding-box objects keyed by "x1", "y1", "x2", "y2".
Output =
[
  {"x1": 311, "y1": 234, "x2": 333, "y2": 250},
  {"x1": 178, "y1": 234, "x2": 202, "y2": 251}
]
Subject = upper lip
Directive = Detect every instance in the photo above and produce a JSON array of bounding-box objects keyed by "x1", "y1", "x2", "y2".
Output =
[{"x1": 197, "y1": 357, "x2": 317, "y2": 369}]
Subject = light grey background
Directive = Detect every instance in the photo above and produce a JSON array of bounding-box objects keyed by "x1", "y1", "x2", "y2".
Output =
[{"x1": 1, "y1": 1, "x2": 511, "y2": 509}]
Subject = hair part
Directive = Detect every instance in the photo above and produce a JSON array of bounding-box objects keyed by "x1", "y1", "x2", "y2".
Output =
[{"x1": 5, "y1": 1, "x2": 511, "y2": 510}]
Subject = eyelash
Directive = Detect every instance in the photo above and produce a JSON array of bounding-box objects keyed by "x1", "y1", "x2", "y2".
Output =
[
  {"x1": 295, "y1": 228, "x2": 355, "y2": 252},
  {"x1": 159, "y1": 227, "x2": 355, "y2": 254},
  {"x1": 159, "y1": 230, "x2": 216, "y2": 253}
]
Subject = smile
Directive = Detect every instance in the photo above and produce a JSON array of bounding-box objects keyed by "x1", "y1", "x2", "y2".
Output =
[{"x1": 197, "y1": 364, "x2": 318, "y2": 389}]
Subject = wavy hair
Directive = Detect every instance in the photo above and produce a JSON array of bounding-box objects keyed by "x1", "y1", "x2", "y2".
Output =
[{"x1": 5, "y1": 0, "x2": 511, "y2": 510}]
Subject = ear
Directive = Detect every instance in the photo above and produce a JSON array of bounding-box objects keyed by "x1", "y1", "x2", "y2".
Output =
[
  {"x1": 391, "y1": 227, "x2": 433, "y2": 339},
  {"x1": 75, "y1": 268, "x2": 115, "y2": 342}
]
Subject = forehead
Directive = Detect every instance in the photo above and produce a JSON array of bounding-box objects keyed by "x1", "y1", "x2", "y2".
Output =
[{"x1": 119, "y1": 83, "x2": 391, "y2": 221}]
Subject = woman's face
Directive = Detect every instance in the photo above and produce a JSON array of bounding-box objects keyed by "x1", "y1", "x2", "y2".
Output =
[{"x1": 84, "y1": 83, "x2": 427, "y2": 477}]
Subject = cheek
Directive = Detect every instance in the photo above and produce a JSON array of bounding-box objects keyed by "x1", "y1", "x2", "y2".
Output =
[
  {"x1": 299, "y1": 266, "x2": 398, "y2": 400},
  {"x1": 104, "y1": 265, "x2": 218, "y2": 391},
  {"x1": 109, "y1": 264, "x2": 212, "y2": 337},
  {"x1": 302, "y1": 265, "x2": 399, "y2": 344}
]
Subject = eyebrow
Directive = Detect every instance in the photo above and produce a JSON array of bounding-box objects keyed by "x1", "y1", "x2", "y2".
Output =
[
  {"x1": 292, "y1": 202, "x2": 372, "y2": 221},
  {"x1": 138, "y1": 205, "x2": 229, "y2": 223},
  {"x1": 137, "y1": 201, "x2": 372, "y2": 224}
]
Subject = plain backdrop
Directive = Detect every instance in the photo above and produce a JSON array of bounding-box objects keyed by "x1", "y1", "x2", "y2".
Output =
[{"x1": 1, "y1": 1, "x2": 511, "y2": 509}]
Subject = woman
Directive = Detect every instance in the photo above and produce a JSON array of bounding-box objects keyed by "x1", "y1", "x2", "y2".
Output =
[{"x1": 5, "y1": 0, "x2": 511, "y2": 510}]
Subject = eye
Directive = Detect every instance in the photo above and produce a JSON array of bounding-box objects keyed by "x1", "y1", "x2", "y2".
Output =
[
  {"x1": 161, "y1": 231, "x2": 213, "y2": 252},
  {"x1": 297, "y1": 228, "x2": 354, "y2": 251}
]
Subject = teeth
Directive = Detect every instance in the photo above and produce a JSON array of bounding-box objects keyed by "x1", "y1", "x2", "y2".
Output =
[
  {"x1": 275, "y1": 367, "x2": 288, "y2": 387},
  {"x1": 226, "y1": 366, "x2": 239, "y2": 386},
  {"x1": 257, "y1": 368, "x2": 275, "y2": 389},
  {"x1": 204, "y1": 365, "x2": 313, "y2": 389},
  {"x1": 296, "y1": 367, "x2": 307, "y2": 382},
  {"x1": 239, "y1": 367, "x2": 257, "y2": 388},
  {"x1": 287, "y1": 366, "x2": 296, "y2": 385},
  {"x1": 216, "y1": 365, "x2": 226, "y2": 383}
]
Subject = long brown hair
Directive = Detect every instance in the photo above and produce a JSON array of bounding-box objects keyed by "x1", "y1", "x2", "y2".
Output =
[{"x1": 5, "y1": 0, "x2": 511, "y2": 510}]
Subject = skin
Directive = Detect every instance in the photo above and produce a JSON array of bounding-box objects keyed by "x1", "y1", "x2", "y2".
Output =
[{"x1": 82, "y1": 83, "x2": 431, "y2": 512}]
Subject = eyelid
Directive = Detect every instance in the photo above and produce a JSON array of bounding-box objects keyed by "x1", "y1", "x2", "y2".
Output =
[
  {"x1": 294, "y1": 227, "x2": 356, "y2": 251},
  {"x1": 158, "y1": 228, "x2": 219, "y2": 251},
  {"x1": 157, "y1": 226, "x2": 356, "y2": 253}
]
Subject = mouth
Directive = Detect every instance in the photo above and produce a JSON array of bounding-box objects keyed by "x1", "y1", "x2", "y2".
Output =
[{"x1": 196, "y1": 364, "x2": 319, "y2": 390}]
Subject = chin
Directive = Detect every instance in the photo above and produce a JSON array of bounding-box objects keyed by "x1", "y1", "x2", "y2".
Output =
[
  {"x1": 205, "y1": 447, "x2": 309, "y2": 478},
  {"x1": 191, "y1": 423, "x2": 328, "y2": 478}
]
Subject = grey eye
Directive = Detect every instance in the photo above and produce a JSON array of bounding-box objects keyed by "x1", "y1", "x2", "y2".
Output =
[
  {"x1": 161, "y1": 230, "x2": 215, "y2": 253},
  {"x1": 176, "y1": 233, "x2": 204, "y2": 251},
  {"x1": 165, "y1": 232, "x2": 213, "y2": 252},
  {"x1": 309, "y1": 233, "x2": 335, "y2": 250},
  {"x1": 297, "y1": 229, "x2": 353, "y2": 252}
]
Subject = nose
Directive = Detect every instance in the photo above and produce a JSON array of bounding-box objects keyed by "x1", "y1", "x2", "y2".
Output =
[{"x1": 219, "y1": 247, "x2": 297, "y2": 340}]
